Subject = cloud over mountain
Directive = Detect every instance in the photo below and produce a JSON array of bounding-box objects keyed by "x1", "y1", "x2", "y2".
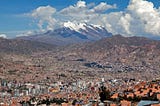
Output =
[
  {"x1": 31, "y1": 5, "x2": 57, "y2": 31},
  {"x1": 127, "y1": 0, "x2": 160, "y2": 35},
  {"x1": 0, "y1": 34, "x2": 7, "y2": 38},
  {"x1": 29, "y1": 0, "x2": 160, "y2": 37},
  {"x1": 92, "y1": 2, "x2": 117, "y2": 13}
]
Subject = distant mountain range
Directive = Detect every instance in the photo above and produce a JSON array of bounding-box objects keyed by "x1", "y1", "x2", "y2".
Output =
[
  {"x1": 17, "y1": 22, "x2": 112, "y2": 45},
  {"x1": 0, "y1": 37, "x2": 55, "y2": 54}
]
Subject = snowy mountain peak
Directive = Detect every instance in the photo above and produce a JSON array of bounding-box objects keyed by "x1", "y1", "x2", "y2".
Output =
[
  {"x1": 91, "y1": 24, "x2": 104, "y2": 30},
  {"x1": 63, "y1": 21, "x2": 87, "y2": 32},
  {"x1": 63, "y1": 21, "x2": 108, "y2": 35}
]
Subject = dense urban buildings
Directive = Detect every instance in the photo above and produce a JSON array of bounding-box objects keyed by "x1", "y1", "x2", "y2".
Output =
[{"x1": 0, "y1": 78, "x2": 159, "y2": 106}]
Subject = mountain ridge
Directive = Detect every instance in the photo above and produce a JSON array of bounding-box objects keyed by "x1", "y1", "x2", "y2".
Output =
[{"x1": 0, "y1": 37, "x2": 55, "y2": 54}]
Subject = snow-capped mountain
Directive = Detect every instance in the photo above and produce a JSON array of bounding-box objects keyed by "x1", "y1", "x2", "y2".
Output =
[
  {"x1": 17, "y1": 22, "x2": 112, "y2": 45},
  {"x1": 63, "y1": 21, "x2": 112, "y2": 39}
]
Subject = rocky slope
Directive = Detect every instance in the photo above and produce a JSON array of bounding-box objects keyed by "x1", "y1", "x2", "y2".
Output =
[{"x1": 0, "y1": 37, "x2": 55, "y2": 54}]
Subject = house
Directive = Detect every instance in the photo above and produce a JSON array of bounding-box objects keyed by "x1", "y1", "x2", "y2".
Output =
[
  {"x1": 157, "y1": 93, "x2": 160, "y2": 100},
  {"x1": 120, "y1": 100, "x2": 131, "y2": 106}
]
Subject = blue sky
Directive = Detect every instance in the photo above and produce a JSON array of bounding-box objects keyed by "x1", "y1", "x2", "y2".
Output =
[{"x1": 0, "y1": 0, "x2": 160, "y2": 38}]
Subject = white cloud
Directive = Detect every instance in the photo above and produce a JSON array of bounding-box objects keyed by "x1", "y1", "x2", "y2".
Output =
[
  {"x1": 16, "y1": 30, "x2": 46, "y2": 37},
  {"x1": 100, "y1": 12, "x2": 126, "y2": 35},
  {"x1": 98, "y1": 0, "x2": 160, "y2": 36},
  {"x1": 92, "y1": 2, "x2": 117, "y2": 13},
  {"x1": 127, "y1": 0, "x2": 160, "y2": 36},
  {"x1": 0, "y1": 34, "x2": 7, "y2": 38},
  {"x1": 59, "y1": 1, "x2": 116, "y2": 26},
  {"x1": 60, "y1": 1, "x2": 90, "y2": 23},
  {"x1": 76, "y1": 0, "x2": 86, "y2": 8},
  {"x1": 118, "y1": 13, "x2": 132, "y2": 35},
  {"x1": 16, "y1": 31, "x2": 35, "y2": 37},
  {"x1": 31, "y1": 5, "x2": 57, "y2": 31}
]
